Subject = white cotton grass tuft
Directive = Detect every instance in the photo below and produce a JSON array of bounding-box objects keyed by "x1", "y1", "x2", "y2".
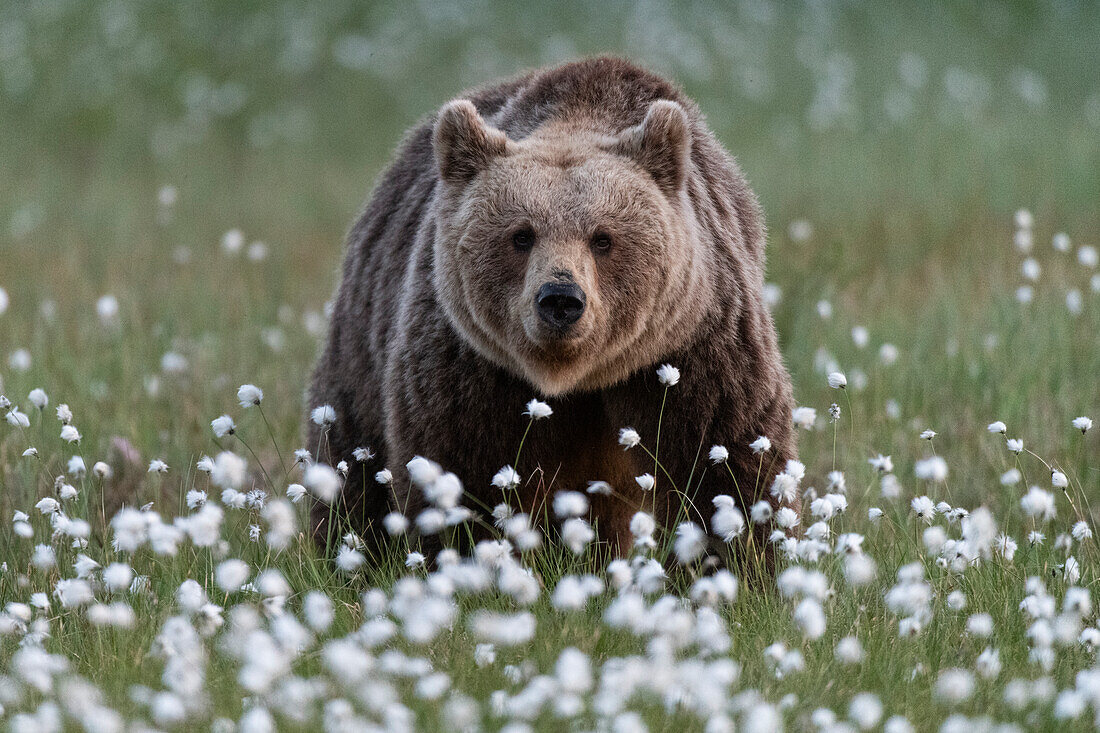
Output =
[
  {"x1": 28, "y1": 388, "x2": 48, "y2": 409},
  {"x1": 585, "y1": 480, "x2": 611, "y2": 495},
  {"x1": 827, "y1": 371, "x2": 847, "y2": 389},
  {"x1": 849, "y1": 693, "x2": 882, "y2": 730},
  {"x1": 673, "y1": 522, "x2": 706, "y2": 564},
  {"x1": 237, "y1": 384, "x2": 264, "y2": 407},
  {"x1": 211, "y1": 414, "x2": 236, "y2": 438},
  {"x1": 215, "y1": 559, "x2": 250, "y2": 593},
  {"x1": 491, "y1": 465, "x2": 520, "y2": 489},
  {"x1": 383, "y1": 512, "x2": 409, "y2": 536},
  {"x1": 560, "y1": 518, "x2": 594, "y2": 555},
  {"x1": 656, "y1": 364, "x2": 680, "y2": 386},
  {"x1": 210, "y1": 451, "x2": 247, "y2": 490},
  {"x1": 789, "y1": 219, "x2": 813, "y2": 242},
  {"x1": 96, "y1": 294, "x2": 120, "y2": 325},
  {"x1": 1021, "y1": 257, "x2": 1041, "y2": 281},
  {"x1": 303, "y1": 591, "x2": 335, "y2": 632},
  {"x1": 406, "y1": 456, "x2": 442, "y2": 487},
  {"x1": 618, "y1": 427, "x2": 641, "y2": 448},
  {"x1": 103, "y1": 563, "x2": 133, "y2": 593},
  {"x1": 335, "y1": 546, "x2": 365, "y2": 573},
  {"x1": 553, "y1": 491, "x2": 588, "y2": 519},
  {"x1": 1080, "y1": 245, "x2": 1099, "y2": 268},
  {"x1": 867, "y1": 454, "x2": 893, "y2": 473},
  {"x1": 1020, "y1": 487, "x2": 1056, "y2": 522},
  {"x1": 774, "y1": 506, "x2": 800, "y2": 529},
  {"x1": 914, "y1": 456, "x2": 948, "y2": 482},
  {"x1": 303, "y1": 464, "x2": 341, "y2": 503},
  {"x1": 792, "y1": 406, "x2": 817, "y2": 430},
  {"x1": 835, "y1": 636, "x2": 864, "y2": 664},
  {"x1": 523, "y1": 398, "x2": 552, "y2": 419},
  {"x1": 934, "y1": 668, "x2": 975, "y2": 704},
  {"x1": 910, "y1": 495, "x2": 935, "y2": 523},
  {"x1": 630, "y1": 511, "x2": 656, "y2": 546},
  {"x1": 749, "y1": 435, "x2": 771, "y2": 454},
  {"x1": 310, "y1": 404, "x2": 336, "y2": 427},
  {"x1": 793, "y1": 598, "x2": 826, "y2": 640},
  {"x1": 285, "y1": 484, "x2": 306, "y2": 503}
]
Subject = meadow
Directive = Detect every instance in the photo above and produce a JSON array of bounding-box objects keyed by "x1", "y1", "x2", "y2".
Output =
[{"x1": 2, "y1": 1, "x2": 1100, "y2": 730}]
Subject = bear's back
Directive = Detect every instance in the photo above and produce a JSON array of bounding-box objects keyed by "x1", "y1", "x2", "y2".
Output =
[{"x1": 482, "y1": 56, "x2": 686, "y2": 138}]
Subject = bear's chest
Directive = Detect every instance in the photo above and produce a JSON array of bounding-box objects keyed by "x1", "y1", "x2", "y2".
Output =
[{"x1": 517, "y1": 400, "x2": 649, "y2": 550}]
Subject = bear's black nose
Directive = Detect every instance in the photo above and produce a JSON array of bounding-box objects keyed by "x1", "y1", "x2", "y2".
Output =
[{"x1": 536, "y1": 281, "x2": 586, "y2": 329}]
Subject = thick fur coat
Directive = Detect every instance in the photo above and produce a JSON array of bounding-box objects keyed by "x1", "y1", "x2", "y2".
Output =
[{"x1": 308, "y1": 57, "x2": 796, "y2": 553}]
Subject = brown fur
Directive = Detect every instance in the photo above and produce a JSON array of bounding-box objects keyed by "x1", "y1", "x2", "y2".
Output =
[{"x1": 307, "y1": 57, "x2": 796, "y2": 556}]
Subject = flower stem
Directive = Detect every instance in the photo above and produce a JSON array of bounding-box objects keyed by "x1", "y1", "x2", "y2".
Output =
[{"x1": 256, "y1": 404, "x2": 288, "y2": 478}]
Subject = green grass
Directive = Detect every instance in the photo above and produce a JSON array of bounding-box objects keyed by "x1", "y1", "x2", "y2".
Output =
[{"x1": 1, "y1": 1, "x2": 1100, "y2": 730}]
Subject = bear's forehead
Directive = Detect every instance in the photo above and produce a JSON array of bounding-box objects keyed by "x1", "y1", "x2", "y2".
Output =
[
  {"x1": 476, "y1": 160, "x2": 654, "y2": 228},
  {"x1": 483, "y1": 150, "x2": 654, "y2": 209},
  {"x1": 513, "y1": 127, "x2": 618, "y2": 168}
]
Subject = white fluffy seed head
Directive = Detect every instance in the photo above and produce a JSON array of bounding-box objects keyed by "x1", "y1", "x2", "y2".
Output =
[
  {"x1": 630, "y1": 512, "x2": 655, "y2": 541},
  {"x1": 215, "y1": 559, "x2": 250, "y2": 592},
  {"x1": 28, "y1": 388, "x2": 48, "y2": 409},
  {"x1": 210, "y1": 414, "x2": 236, "y2": 438},
  {"x1": 523, "y1": 398, "x2": 552, "y2": 419},
  {"x1": 303, "y1": 464, "x2": 341, "y2": 503},
  {"x1": 237, "y1": 384, "x2": 264, "y2": 407},
  {"x1": 618, "y1": 427, "x2": 641, "y2": 448},
  {"x1": 792, "y1": 406, "x2": 817, "y2": 429},
  {"x1": 656, "y1": 364, "x2": 680, "y2": 386},
  {"x1": 211, "y1": 451, "x2": 247, "y2": 490},
  {"x1": 310, "y1": 404, "x2": 336, "y2": 427}
]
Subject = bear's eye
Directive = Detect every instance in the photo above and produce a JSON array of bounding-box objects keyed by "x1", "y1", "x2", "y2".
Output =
[
  {"x1": 512, "y1": 227, "x2": 536, "y2": 252},
  {"x1": 591, "y1": 231, "x2": 613, "y2": 253}
]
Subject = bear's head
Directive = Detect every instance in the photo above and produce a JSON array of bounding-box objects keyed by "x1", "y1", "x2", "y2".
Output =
[{"x1": 431, "y1": 98, "x2": 714, "y2": 396}]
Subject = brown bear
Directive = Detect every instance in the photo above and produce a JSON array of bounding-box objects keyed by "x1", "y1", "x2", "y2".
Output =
[{"x1": 307, "y1": 56, "x2": 796, "y2": 557}]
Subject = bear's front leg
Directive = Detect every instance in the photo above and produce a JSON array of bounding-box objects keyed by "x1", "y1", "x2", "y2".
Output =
[
  {"x1": 603, "y1": 360, "x2": 796, "y2": 576},
  {"x1": 382, "y1": 328, "x2": 536, "y2": 540}
]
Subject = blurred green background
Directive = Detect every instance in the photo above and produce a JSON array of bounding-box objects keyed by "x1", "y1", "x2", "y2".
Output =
[{"x1": 1, "y1": 0, "x2": 1099, "y2": 511}]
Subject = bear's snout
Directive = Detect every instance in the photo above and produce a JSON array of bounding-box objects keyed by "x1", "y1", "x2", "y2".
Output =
[{"x1": 536, "y1": 280, "x2": 586, "y2": 330}]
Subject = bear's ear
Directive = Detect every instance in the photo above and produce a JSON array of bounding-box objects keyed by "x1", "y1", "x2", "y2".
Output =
[
  {"x1": 610, "y1": 100, "x2": 691, "y2": 195},
  {"x1": 433, "y1": 99, "x2": 509, "y2": 183}
]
